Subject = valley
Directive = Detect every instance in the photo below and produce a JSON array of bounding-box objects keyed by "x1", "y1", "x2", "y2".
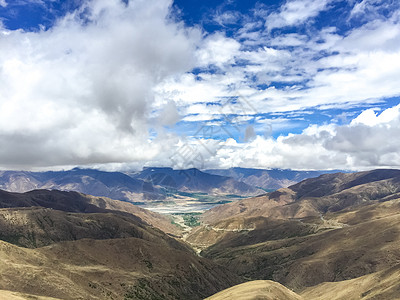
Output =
[
  {"x1": 1, "y1": 169, "x2": 400, "y2": 299},
  {"x1": 2, "y1": 0, "x2": 399, "y2": 298}
]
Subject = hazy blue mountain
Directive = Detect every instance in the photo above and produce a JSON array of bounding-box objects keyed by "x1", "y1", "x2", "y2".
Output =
[
  {"x1": 0, "y1": 168, "x2": 146, "y2": 202},
  {"x1": 0, "y1": 168, "x2": 264, "y2": 202},
  {"x1": 205, "y1": 167, "x2": 346, "y2": 190},
  {"x1": 130, "y1": 167, "x2": 263, "y2": 196}
]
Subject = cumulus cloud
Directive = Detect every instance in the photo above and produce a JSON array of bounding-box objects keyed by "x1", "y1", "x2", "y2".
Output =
[
  {"x1": 156, "y1": 0, "x2": 400, "y2": 122},
  {"x1": 0, "y1": 0, "x2": 199, "y2": 169},
  {"x1": 196, "y1": 33, "x2": 241, "y2": 67},
  {"x1": 157, "y1": 101, "x2": 181, "y2": 127},
  {"x1": 265, "y1": 0, "x2": 333, "y2": 30},
  {"x1": 149, "y1": 104, "x2": 400, "y2": 171},
  {"x1": 0, "y1": 0, "x2": 7, "y2": 8}
]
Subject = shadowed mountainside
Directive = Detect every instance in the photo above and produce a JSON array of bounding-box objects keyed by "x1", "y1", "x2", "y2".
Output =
[{"x1": 0, "y1": 237, "x2": 241, "y2": 300}]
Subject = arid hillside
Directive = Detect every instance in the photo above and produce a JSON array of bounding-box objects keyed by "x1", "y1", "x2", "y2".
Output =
[
  {"x1": 2, "y1": 169, "x2": 400, "y2": 299},
  {"x1": 0, "y1": 189, "x2": 241, "y2": 299},
  {"x1": 201, "y1": 169, "x2": 400, "y2": 223},
  {"x1": 0, "y1": 188, "x2": 180, "y2": 235},
  {"x1": 300, "y1": 264, "x2": 400, "y2": 300},
  {"x1": 187, "y1": 169, "x2": 400, "y2": 299},
  {"x1": 205, "y1": 280, "x2": 303, "y2": 300}
]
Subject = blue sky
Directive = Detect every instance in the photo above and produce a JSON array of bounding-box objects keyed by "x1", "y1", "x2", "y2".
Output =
[{"x1": 0, "y1": 0, "x2": 400, "y2": 171}]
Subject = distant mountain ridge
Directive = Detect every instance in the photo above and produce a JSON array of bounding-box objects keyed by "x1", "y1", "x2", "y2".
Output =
[
  {"x1": 206, "y1": 167, "x2": 345, "y2": 190},
  {"x1": 0, "y1": 168, "x2": 262, "y2": 202},
  {"x1": 130, "y1": 167, "x2": 262, "y2": 196},
  {"x1": 0, "y1": 167, "x2": 348, "y2": 203}
]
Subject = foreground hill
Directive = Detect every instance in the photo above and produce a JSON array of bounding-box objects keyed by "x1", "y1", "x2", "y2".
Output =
[
  {"x1": 206, "y1": 265, "x2": 400, "y2": 300},
  {"x1": 185, "y1": 169, "x2": 400, "y2": 298},
  {"x1": 0, "y1": 189, "x2": 241, "y2": 299},
  {"x1": 205, "y1": 280, "x2": 303, "y2": 300},
  {"x1": 0, "y1": 290, "x2": 60, "y2": 300},
  {"x1": 301, "y1": 264, "x2": 400, "y2": 300}
]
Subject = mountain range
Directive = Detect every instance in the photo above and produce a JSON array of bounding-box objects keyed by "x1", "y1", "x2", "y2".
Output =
[
  {"x1": 205, "y1": 167, "x2": 342, "y2": 190},
  {"x1": 0, "y1": 167, "x2": 342, "y2": 203}
]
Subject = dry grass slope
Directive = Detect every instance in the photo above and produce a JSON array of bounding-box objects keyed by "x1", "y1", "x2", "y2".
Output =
[
  {"x1": 0, "y1": 237, "x2": 241, "y2": 300},
  {"x1": 0, "y1": 189, "x2": 241, "y2": 299},
  {"x1": 301, "y1": 264, "x2": 400, "y2": 300},
  {"x1": 205, "y1": 280, "x2": 303, "y2": 300},
  {"x1": 190, "y1": 170, "x2": 400, "y2": 299},
  {"x1": 0, "y1": 290, "x2": 61, "y2": 300}
]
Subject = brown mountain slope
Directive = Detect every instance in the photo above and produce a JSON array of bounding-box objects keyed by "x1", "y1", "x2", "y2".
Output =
[
  {"x1": 205, "y1": 280, "x2": 303, "y2": 300},
  {"x1": 0, "y1": 207, "x2": 183, "y2": 248},
  {"x1": 0, "y1": 188, "x2": 241, "y2": 299},
  {"x1": 206, "y1": 264, "x2": 400, "y2": 300},
  {"x1": 301, "y1": 264, "x2": 400, "y2": 300},
  {"x1": 0, "y1": 189, "x2": 180, "y2": 235},
  {"x1": 201, "y1": 169, "x2": 400, "y2": 224},
  {"x1": 0, "y1": 236, "x2": 241, "y2": 300},
  {"x1": 0, "y1": 290, "x2": 61, "y2": 300},
  {"x1": 199, "y1": 197, "x2": 400, "y2": 292},
  {"x1": 186, "y1": 215, "x2": 318, "y2": 251},
  {"x1": 84, "y1": 194, "x2": 180, "y2": 235}
]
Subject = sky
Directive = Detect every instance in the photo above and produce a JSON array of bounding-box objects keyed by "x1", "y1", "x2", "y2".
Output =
[{"x1": 0, "y1": 0, "x2": 400, "y2": 171}]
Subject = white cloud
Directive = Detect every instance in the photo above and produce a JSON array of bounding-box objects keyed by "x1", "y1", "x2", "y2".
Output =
[
  {"x1": 148, "y1": 104, "x2": 400, "y2": 171},
  {"x1": 162, "y1": 1, "x2": 400, "y2": 122},
  {"x1": 213, "y1": 10, "x2": 242, "y2": 26},
  {"x1": 0, "y1": 0, "x2": 7, "y2": 8},
  {"x1": 196, "y1": 33, "x2": 241, "y2": 67},
  {"x1": 265, "y1": 0, "x2": 332, "y2": 30},
  {"x1": 157, "y1": 101, "x2": 181, "y2": 127},
  {"x1": 0, "y1": 0, "x2": 200, "y2": 169}
]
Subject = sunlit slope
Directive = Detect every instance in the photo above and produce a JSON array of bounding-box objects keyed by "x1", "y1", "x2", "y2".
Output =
[
  {"x1": 205, "y1": 280, "x2": 303, "y2": 300},
  {"x1": 301, "y1": 264, "x2": 400, "y2": 300}
]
